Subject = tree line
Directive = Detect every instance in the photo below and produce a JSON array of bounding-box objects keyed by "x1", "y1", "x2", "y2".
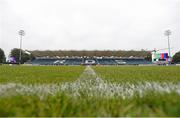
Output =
[
  {"x1": 29, "y1": 50, "x2": 151, "y2": 58},
  {"x1": 0, "y1": 48, "x2": 34, "y2": 64}
]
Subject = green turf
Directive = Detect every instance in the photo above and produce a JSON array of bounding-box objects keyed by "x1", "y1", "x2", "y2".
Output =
[
  {"x1": 0, "y1": 93, "x2": 179, "y2": 117},
  {"x1": 0, "y1": 65, "x2": 180, "y2": 117},
  {"x1": 0, "y1": 65, "x2": 85, "y2": 84},
  {"x1": 93, "y1": 66, "x2": 180, "y2": 83}
]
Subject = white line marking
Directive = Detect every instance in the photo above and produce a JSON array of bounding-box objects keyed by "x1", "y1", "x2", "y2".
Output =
[{"x1": 0, "y1": 66, "x2": 180, "y2": 99}]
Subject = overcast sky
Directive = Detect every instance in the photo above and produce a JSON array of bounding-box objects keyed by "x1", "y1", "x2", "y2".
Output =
[{"x1": 0, "y1": 0, "x2": 179, "y2": 56}]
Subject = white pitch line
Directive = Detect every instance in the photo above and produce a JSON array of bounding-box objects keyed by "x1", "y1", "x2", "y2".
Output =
[{"x1": 0, "y1": 66, "x2": 180, "y2": 99}]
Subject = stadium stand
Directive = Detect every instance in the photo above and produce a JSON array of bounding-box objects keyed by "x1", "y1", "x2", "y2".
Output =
[
  {"x1": 123, "y1": 58, "x2": 152, "y2": 65},
  {"x1": 25, "y1": 50, "x2": 153, "y2": 65},
  {"x1": 96, "y1": 58, "x2": 117, "y2": 65},
  {"x1": 64, "y1": 58, "x2": 83, "y2": 65},
  {"x1": 26, "y1": 57, "x2": 151, "y2": 65},
  {"x1": 27, "y1": 59, "x2": 56, "y2": 65}
]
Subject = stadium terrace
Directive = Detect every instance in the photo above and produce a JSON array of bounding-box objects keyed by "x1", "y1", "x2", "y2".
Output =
[{"x1": 25, "y1": 56, "x2": 151, "y2": 65}]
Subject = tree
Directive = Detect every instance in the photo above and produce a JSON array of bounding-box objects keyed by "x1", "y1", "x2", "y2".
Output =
[
  {"x1": 10, "y1": 48, "x2": 35, "y2": 63},
  {"x1": 0, "y1": 48, "x2": 5, "y2": 63},
  {"x1": 145, "y1": 52, "x2": 152, "y2": 61},
  {"x1": 172, "y1": 51, "x2": 180, "y2": 63},
  {"x1": 29, "y1": 50, "x2": 150, "y2": 57}
]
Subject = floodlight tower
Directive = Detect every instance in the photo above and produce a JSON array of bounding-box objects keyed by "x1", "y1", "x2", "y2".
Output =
[
  {"x1": 18, "y1": 30, "x2": 25, "y2": 64},
  {"x1": 164, "y1": 30, "x2": 171, "y2": 63}
]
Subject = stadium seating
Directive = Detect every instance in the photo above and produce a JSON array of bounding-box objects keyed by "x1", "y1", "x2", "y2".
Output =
[
  {"x1": 97, "y1": 59, "x2": 117, "y2": 65},
  {"x1": 64, "y1": 58, "x2": 83, "y2": 65},
  {"x1": 26, "y1": 57, "x2": 152, "y2": 65},
  {"x1": 27, "y1": 59, "x2": 56, "y2": 65},
  {"x1": 123, "y1": 59, "x2": 151, "y2": 65}
]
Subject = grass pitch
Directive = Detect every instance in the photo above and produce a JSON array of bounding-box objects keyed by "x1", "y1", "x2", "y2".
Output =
[
  {"x1": 93, "y1": 66, "x2": 180, "y2": 83},
  {"x1": 0, "y1": 65, "x2": 180, "y2": 117},
  {"x1": 0, "y1": 65, "x2": 85, "y2": 84}
]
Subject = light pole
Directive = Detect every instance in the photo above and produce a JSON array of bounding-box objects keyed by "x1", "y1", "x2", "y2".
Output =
[
  {"x1": 164, "y1": 30, "x2": 171, "y2": 63},
  {"x1": 18, "y1": 30, "x2": 25, "y2": 64}
]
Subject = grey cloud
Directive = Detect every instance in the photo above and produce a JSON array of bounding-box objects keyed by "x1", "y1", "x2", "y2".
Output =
[{"x1": 0, "y1": 0, "x2": 179, "y2": 56}]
